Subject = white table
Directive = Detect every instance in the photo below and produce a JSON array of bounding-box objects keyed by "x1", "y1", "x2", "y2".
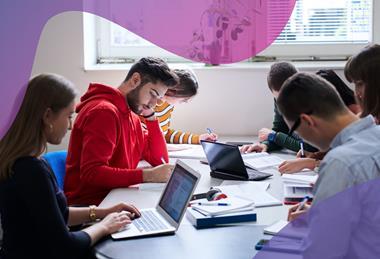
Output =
[
  {"x1": 98, "y1": 136, "x2": 297, "y2": 226},
  {"x1": 99, "y1": 156, "x2": 294, "y2": 226},
  {"x1": 96, "y1": 138, "x2": 298, "y2": 259}
]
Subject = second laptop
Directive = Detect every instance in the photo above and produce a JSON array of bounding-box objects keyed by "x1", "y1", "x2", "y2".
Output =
[{"x1": 201, "y1": 141, "x2": 272, "y2": 181}]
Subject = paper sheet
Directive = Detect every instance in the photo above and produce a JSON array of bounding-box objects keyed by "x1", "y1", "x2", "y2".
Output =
[
  {"x1": 217, "y1": 182, "x2": 282, "y2": 207},
  {"x1": 168, "y1": 144, "x2": 205, "y2": 159},
  {"x1": 220, "y1": 180, "x2": 270, "y2": 191},
  {"x1": 264, "y1": 220, "x2": 289, "y2": 235}
]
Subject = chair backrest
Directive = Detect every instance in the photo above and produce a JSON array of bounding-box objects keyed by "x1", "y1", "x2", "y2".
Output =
[{"x1": 43, "y1": 150, "x2": 68, "y2": 190}]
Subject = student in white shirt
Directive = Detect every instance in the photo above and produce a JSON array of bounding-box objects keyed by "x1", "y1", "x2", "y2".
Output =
[{"x1": 276, "y1": 71, "x2": 380, "y2": 259}]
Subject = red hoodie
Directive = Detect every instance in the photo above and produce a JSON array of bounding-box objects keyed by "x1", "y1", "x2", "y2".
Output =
[{"x1": 64, "y1": 83, "x2": 168, "y2": 205}]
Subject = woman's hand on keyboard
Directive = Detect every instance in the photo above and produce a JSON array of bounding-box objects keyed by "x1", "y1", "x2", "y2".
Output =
[
  {"x1": 99, "y1": 211, "x2": 133, "y2": 235},
  {"x1": 99, "y1": 203, "x2": 141, "y2": 219}
]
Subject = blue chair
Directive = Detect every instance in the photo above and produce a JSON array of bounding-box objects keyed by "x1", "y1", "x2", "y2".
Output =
[{"x1": 43, "y1": 150, "x2": 68, "y2": 190}]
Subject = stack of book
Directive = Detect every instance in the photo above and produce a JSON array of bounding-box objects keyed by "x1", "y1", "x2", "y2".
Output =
[
  {"x1": 186, "y1": 197, "x2": 257, "y2": 228},
  {"x1": 282, "y1": 172, "x2": 318, "y2": 204}
]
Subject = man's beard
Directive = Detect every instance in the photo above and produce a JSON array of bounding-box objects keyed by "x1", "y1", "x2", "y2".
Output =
[{"x1": 126, "y1": 84, "x2": 143, "y2": 114}]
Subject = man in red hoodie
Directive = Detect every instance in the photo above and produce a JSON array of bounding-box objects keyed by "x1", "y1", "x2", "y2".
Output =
[{"x1": 64, "y1": 57, "x2": 179, "y2": 205}]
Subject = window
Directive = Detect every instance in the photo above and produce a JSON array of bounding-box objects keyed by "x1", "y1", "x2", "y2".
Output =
[
  {"x1": 260, "y1": 0, "x2": 373, "y2": 59},
  {"x1": 94, "y1": 15, "x2": 187, "y2": 63},
  {"x1": 274, "y1": 0, "x2": 371, "y2": 43},
  {"x1": 91, "y1": 0, "x2": 374, "y2": 64}
]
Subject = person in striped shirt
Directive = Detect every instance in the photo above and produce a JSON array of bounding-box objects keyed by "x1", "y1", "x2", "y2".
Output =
[{"x1": 141, "y1": 69, "x2": 218, "y2": 144}]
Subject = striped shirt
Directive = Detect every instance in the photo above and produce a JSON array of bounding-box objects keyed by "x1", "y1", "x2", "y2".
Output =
[{"x1": 140, "y1": 101, "x2": 200, "y2": 144}]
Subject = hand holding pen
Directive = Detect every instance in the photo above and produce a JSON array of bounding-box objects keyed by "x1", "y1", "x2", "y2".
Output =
[
  {"x1": 288, "y1": 196, "x2": 310, "y2": 221},
  {"x1": 142, "y1": 157, "x2": 173, "y2": 183},
  {"x1": 300, "y1": 141, "x2": 305, "y2": 158},
  {"x1": 200, "y1": 127, "x2": 218, "y2": 142},
  {"x1": 295, "y1": 196, "x2": 309, "y2": 212}
]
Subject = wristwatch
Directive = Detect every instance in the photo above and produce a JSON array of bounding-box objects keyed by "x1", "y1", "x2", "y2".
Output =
[
  {"x1": 267, "y1": 132, "x2": 277, "y2": 142},
  {"x1": 89, "y1": 205, "x2": 97, "y2": 221}
]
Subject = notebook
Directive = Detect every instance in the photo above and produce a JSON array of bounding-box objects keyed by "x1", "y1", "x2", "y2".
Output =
[
  {"x1": 167, "y1": 144, "x2": 194, "y2": 152},
  {"x1": 282, "y1": 173, "x2": 318, "y2": 186},
  {"x1": 186, "y1": 208, "x2": 257, "y2": 228},
  {"x1": 283, "y1": 185, "x2": 314, "y2": 202},
  {"x1": 220, "y1": 180, "x2": 270, "y2": 191},
  {"x1": 264, "y1": 220, "x2": 289, "y2": 235},
  {"x1": 217, "y1": 183, "x2": 282, "y2": 207},
  {"x1": 201, "y1": 141, "x2": 272, "y2": 181},
  {"x1": 168, "y1": 144, "x2": 206, "y2": 159},
  {"x1": 282, "y1": 172, "x2": 316, "y2": 204},
  {"x1": 243, "y1": 152, "x2": 284, "y2": 170},
  {"x1": 191, "y1": 197, "x2": 255, "y2": 216},
  {"x1": 112, "y1": 160, "x2": 200, "y2": 239}
]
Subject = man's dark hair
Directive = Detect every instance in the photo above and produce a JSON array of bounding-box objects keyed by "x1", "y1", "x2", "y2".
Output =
[
  {"x1": 267, "y1": 62, "x2": 298, "y2": 92},
  {"x1": 316, "y1": 69, "x2": 356, "y2": 107},
  {"x1": 165, "y1": 69, "x2": 198, "y2": 98},
  {"x1": 124, "y1": 57, "x2": 178, "y2": 87},
  {"x1": 277, "y1": 73, "x2": 347, "y2": 122}
]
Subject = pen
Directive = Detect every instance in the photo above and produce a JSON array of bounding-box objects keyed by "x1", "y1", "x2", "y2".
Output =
[
  {"x1": 300, "y1": 141, "x2": 305, "y2": 158},
  {"x1": 296, "y1": 196, "x2": 309, "y2": 212},
  {"x1": 206, "y1": 127, "x2": 213, "y2": 135},
  {"x1": 196, "y1": 202, "x2": 231, "y2": 206},
  {"x1": 161, "y1": 157, "x2": 166, "y2": 164}
]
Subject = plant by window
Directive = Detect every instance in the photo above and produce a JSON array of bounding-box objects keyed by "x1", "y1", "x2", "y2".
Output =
[{"x1": 189, "y1": 0, "x2": 262, "y2": 64}]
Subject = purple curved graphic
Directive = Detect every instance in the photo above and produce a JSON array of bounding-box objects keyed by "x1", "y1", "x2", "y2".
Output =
[
  {"x1": 254, "y1": 178, "x2": 380, "y2": 259},
  {"x1": 0, "y1": 0, "x2": 295, "y2": 139}
]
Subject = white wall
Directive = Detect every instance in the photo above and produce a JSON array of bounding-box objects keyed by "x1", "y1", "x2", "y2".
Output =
[{"x1": 31, "y1": 11, "x2": 376, "y2": 152}]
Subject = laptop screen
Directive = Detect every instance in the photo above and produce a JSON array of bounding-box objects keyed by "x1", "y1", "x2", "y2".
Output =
[
  {"x1": 201, "y1": 141, "x2": 247, "y2": 175},
  {"x1": 158, "y1": 163, "x2": 198, "y2": 223}
]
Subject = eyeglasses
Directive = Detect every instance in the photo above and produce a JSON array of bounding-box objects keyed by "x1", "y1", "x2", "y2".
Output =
[{"x1": 288, "y1": 111, "x2": 313, "y2": 136}]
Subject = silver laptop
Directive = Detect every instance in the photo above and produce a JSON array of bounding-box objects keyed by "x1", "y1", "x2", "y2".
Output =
[{"x1": 112, "y1": 160, "x2": 200, "y2": 239}]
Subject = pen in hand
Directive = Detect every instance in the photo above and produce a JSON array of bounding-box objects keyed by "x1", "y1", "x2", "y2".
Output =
[
  {"x1": 161, "y1": 157, "x2": 166, "y2": 164},
  {"x1": 295, "y1": 196, "x2": 309, "y2": 212},
  {"x1": 205, "y1": 127, "x2": 218, "y2": 142},
  {"x1": 300, "y1": 141, "x2": 305, "y2": 158}
]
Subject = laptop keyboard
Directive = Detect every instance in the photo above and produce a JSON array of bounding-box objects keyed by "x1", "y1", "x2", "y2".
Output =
[{"x1": 133, "y1": 210, "x2": 168, "y2": 232}]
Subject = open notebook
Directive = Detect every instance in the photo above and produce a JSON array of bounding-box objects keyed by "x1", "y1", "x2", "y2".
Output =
[
  {"x1": 243, "y1": 152, "x2": 284, "y2": 170},
  {"x1": 191, "y1": 197, "x2": 255, "y2": 216},
  {"x1": 216, "y1": 182, "x2": 282, "y2": 207},
  {"x1": 168, "y1": 144, "x2": 205, "y2": 159}
]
